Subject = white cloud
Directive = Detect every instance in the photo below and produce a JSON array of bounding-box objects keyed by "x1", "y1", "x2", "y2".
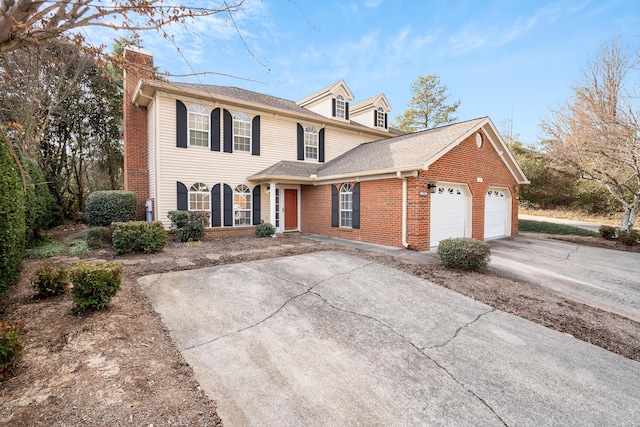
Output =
[{"x1": 364, "y1": 0, "x2": 383, "y2": 7}]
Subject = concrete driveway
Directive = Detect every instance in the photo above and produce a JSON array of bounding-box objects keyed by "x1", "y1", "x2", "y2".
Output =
[
  {"x1": 139, "y1": 251, "x2": 640, "y2": 426},
  {"x1": 489, "y1": 234, "x2": 640, "y2": 323}
]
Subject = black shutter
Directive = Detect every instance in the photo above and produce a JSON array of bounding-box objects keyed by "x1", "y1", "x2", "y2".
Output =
[
  {"x1": 252, "y1": 185, "x2": 261, "y2": 225},
  {"x1": 345, "y1": 102, "x2": 349, "y2": 120},
  {"x1": 319, "y1": 129, "x2": 325, "y2": 163},
  {"x1": 384, "y1": 113, "x2": 388, "y2": 129},
  {"x1": 332, "y1": 98, "x2": 336, "y2": 117},
  {"x1": 223, "y1": 184, "x2": 233, "y2": 226},
  {"x1": 297, "y1": 123, "x2": 304, "y2": 160},
  {"x1": 176, "y1": 100, "x2": 187, "y2": 148},
  {"x1": 211, "y1": 108, "x2": 221, "y2": 151},
  {"x1": 211, "y1": 184, "x2": 221, "y2": 227},
  {"x1": 252, "y1": 116, "x2": 260, "y2": 156},
  {"x1": 177, "y1": 182, "x2": 188, "y2": 210},
  {"x1": 373, "y1": 110, "x2": 377, "y2": 127},
  {"x1": 223, "y1": 109, "x2": 233, "y2": 153},
  {"x1": 331, "y1": 185, "x2": 339, "y2": 227},
  {"x1": 352, "y1": 182, "x2": 360, "y2": 229}
]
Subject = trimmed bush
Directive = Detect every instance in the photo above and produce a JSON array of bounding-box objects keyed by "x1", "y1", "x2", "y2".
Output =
[
  {"x1": 112, "y1": 221, "x2": 167, "y2": 255},
  {"x1": 255, "y1": 222, "x2": 275, "y2": 237},
  {"x1": 22, "y1": 156, "x2": 58, "y2": 243},
  {"x1": 619, "y1": 230, "x2": 639, "y2": 246},
  {"x1": 437, "y1": 238, "x2": 491, "y2": 271},
  {"x1": 599, "y1": 225, "x2": 617, "y2": 240},
  {"x1": 31, "y1": 265, "x2": 68, "y2": 298},
  {"x1": 0, "y1": 320, "x2": 23, "y2": 381},
  {"x1": 167, "y1": 211, "x2": 209, "y2": 242},
  {"x1": 85, "y1": 191, "x2": 137, "y2": 226},
  {"x1": 0, "y1": 133, "x2": 26, "y2": 294},
  {"x1": 70, "y1": 262, "x2": 123, "y2": 313},
  {"x1": 86, "y1": 226, "x2": 113, "y2": 249}
]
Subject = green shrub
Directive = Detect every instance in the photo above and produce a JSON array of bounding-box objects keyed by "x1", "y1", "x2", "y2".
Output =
[
  {"x1": 437, "y1": 238, "x2": 491, "y2": 271},
  {"x1": 619, "y1": 230, "x2": 639, "y2": 246},
  {"x1": 0, "y1": 133, "x2": 26, "y2": 294},
  {"x1": 167, "y1": 211, "x2": 209, "y2": 242},
  {"x1": 112, "y1": 221, "x2": 167, "y2": 254},
  {"x1": 0, "y1": 320, "x2": 23, "y2": 381},
  {"x1": 255, "y1": 222, "x2": 275, "y2": 237},
  {"x1": 22, "y1": 156, "x2": 58, "y2": 243},
  {"x1": 599, "y1": 225, "x2": 618, "y2": 240},
  {"x1": 85, "y1": 191, "x2": 137, "y2": 226},
  {"x1": 86, "y1": 226, "x2": 113, "y2": 249},
  {"x1": 31, "y1": 265, "x2": 68, "y2": 298},
  {"x1": 68, "y1": 239, "x2": 91, "y2": 256},
  {"x1": 70, "y1": 262, "x2": 123, "y2": 313}
]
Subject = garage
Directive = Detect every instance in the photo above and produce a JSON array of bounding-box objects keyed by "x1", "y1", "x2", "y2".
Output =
[
  {"x1": 430, "y1": 184, "x2": 468, "y2": 247},
  {"x1": 484, "y1": 188, "x2": 508, "y2": 239}
]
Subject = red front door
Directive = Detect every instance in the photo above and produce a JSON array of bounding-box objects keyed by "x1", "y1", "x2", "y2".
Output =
[{"x1": 284, "y1": 189, "x2": 298, "y2": 230}]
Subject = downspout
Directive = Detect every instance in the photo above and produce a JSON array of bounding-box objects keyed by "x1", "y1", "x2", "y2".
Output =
[{"x1": 397, "y1": 171, "x2": 409, "y2": 248}]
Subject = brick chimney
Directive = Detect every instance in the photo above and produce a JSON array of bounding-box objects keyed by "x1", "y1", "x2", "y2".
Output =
[{"x1": 123, "y1": 46, "x2": 153, "y2": 220}]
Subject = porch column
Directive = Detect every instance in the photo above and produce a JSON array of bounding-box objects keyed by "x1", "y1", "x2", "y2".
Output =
[{"x1": 269, "y1": 182, "x2": 277, "y2": 229}]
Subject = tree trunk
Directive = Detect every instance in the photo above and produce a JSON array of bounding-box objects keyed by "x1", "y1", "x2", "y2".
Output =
[{"x1": 620, "y1": 195, "x2": 640, "y2": 232}]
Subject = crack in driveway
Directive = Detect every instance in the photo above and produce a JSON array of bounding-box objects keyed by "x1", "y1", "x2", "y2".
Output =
[
  {"x1": 182, "y1": 262, "x2": 374, "y2": 351},
  {"x1": 181, "y1": 260, "x2": 507, "y2": 425},
  {"x1": 308, "y1": 291, "x2": 507, "y2": 426}
]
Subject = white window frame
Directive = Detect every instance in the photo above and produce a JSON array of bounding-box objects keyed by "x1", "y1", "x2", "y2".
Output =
[
  {"x1": 376, "y1": 107, "x2": 385, "y2": 128},
  {"x1": 336, "y1": 95, "x2": 346, "y2": 119},
  {"x1": 234, "y1": 184, "x2": 252, "y2": 226},
  {"x1": 340, "y1": 183, "x2": 353, "y2": 228},
  {"x1": 233, "y1": 112, "x2": 251, "y2": 152},
  {"x1": 188, "y1": 104, "x2": 209, "y2": 147},
  {"x1": 189, "y1": 183, "x2": 210, "y2": 211},
  {"x1": 304, "y1": 125, "x2": 318, "y2": 160}
]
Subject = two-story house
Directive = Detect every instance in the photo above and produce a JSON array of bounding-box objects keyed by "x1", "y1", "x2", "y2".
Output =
[{"x1": 123, "y1": 46, "x2": 528, "y2": 250}]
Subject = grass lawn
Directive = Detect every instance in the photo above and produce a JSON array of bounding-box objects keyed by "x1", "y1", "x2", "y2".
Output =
[
  {"x1": 25, "y1": 237, "x2": 90, "y2": 259},
  {"x1": 519, "y1": 219, "x2": 598, "y2": 237}
]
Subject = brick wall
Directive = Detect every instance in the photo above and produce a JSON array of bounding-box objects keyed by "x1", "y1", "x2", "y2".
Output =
[
  {"x1": 300, "y1": 180, "x2": 404, "y2": 248},
  {"x1": 123, "y1": 48, "x2": 154, "y2": 219},
  {"x1": 300, "y1": 130, "x2": 519, "y2": 250},
  {"x1": 204, "y1": 226, "x2": 257, "y2": 239}
]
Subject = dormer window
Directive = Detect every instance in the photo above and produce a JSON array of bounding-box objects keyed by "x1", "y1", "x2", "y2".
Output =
[
  {"x1": 376, "y1": 107, "x2": 386, "y2": 128},
  {"x1": 336, "y1": 95, "x2": 346, "y2": 119}
]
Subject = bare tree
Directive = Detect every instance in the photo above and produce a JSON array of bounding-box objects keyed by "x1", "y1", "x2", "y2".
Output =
[
  {"x1": 542, "y1": 40, "x2": 640, "y2": 232},
  {"x1": 0, "y1": 0, "x2": 244, "y2": 54}
]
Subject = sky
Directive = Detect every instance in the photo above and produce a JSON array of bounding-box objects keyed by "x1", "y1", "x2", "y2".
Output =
[{"x1": 90, "y1": 0, "x2": 639, "y2": 147}]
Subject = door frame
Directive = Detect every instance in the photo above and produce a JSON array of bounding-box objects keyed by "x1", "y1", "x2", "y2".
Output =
[{"x1": 277, "y1": 185, "x2": 301, "y2": 233}]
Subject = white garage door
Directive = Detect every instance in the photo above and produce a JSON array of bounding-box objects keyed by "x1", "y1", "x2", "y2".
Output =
[
  {"x1": 430, "y1": 184, "x2": 467, "y2": 247},
  {"x1": 484, "y1": 189, "x2": 507, "y2": 239}
]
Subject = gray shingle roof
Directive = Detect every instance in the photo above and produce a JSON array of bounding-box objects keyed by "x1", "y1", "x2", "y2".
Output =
[
  {"x1": 253, "y1": 161, "x2": 322, "y2": 178},
  {"x1": 170, "y1": 82, "x2": 327, "y2": 119},
  {"x1": 316, "y1": 118, "x2": 487, "y2": 176}
]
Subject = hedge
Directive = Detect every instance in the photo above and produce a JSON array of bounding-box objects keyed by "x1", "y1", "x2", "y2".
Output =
[
  {"x1": 437, "y1": 237, "x2": 491, "y2": 271},
  {"x1": 85, "y1": 191, "x2": 137, "y2": 226},
  {"x1": 0, "y1": 133, "x2": 26, "y2": 294},
  {"x1": 112, "y1": 221, "x2": 167, "y2": 254}
]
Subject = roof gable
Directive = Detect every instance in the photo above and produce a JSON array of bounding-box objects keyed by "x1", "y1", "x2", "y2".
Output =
[
  {"x1": 296, "y1": 80, "x2": 354, "y2": 107},
  {"x1": 249, "y1": 117, "x2": 528, "y2": 184},
  {"x1": 350, "y1": 93, "x2": 391, "y2": 113}
]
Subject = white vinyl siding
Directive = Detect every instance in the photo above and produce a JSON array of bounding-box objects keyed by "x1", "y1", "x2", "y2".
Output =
[{"x1": 152, "y1": 94, "x2": 384, "y2": 228}]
